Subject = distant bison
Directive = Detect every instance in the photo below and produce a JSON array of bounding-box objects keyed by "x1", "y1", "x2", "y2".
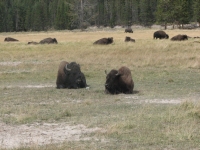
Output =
[
  {"x1": 28, "y1": 41, "x2": 39, "y2": 45},
  {"x1": 4, "y1": 37, "x2": 19, "y2": 42},
  {"x1": 125, "y1": 28, "x2": 133, "y2": 33},
  {"x1": 105, "y1": 66, "x2": 134, "y2": 94},
  {"x1": 39, "y1": 37, "x2": 58, "y2": 44},
  {"x1": 153, "y1": 30, "x2": 169, "y2": 39},
  {"x1": 171, "y1": 34, "x2": 188, "y2": 41},
  {"x1": 93, "y1": 37, "x2": 113, "y2": 45},
  {"x1": 125, "y1": 36, "x2": 135, "y2": 42},
  {"x1": 56, "y1": 61, "x2": 87, "y2": 89}
]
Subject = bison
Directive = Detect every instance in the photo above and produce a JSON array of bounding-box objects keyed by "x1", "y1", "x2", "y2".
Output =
[
  {"x1": 39, "y1": 37, "x2": 58, "y2": 44},
  {"x1": 125, "y1": 28, "x2": 133, "y2": 33},
  {"x1": 125, "y1": 36, "x2": 135, "y2": 42},
  {"x1": 93, "y1": 37, "x2": 113, "y2": 45},
  {"x1": 28, "y1": 41, "x2": 39, "y2": 45},
  {"x1": 170, "y1": 34, "x2": 188, "y2": 41},
  {"x1": 56, "y1": 61, "x2": 87, "y2": 89},
  {"x1": 4, "y1": 37, "x2": 19, "y2": 42},
  {"x1": 153, "y1": 30, "x2": 169, "y2": 39},
  {"x1": 105, "y1": 66, "x2": 134, "y2": 94}
]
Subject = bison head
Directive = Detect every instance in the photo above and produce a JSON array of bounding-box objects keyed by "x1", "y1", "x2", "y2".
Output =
[
  {"x1": 64, "y1": 62, "x2": 87, "y2": 88},
  {"x1": 165, "y1": 34, "x2": 169, "y2": 39},
  {"x1": 53, "y1": 38, "x2": 58, "y2": 44},
  {"x1": 107, "y1": 37, "x2": 113, "y2": 44},
  {"x1": 105, "y1": 69, "x2": 121, "y2": 94}
]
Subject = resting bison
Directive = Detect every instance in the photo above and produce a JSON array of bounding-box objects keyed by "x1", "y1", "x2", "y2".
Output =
[
  {"x1": 105, "y1": 66, "x2": 134, "y2": 94},
  {"x1": 4, "y1": 37, "x2": 19, "y2": 42},
  {"x1": 125, "y1": 36, "x2": 135, "y2": 42},
  {"x1": 28, "y1": 41, "x2": 39, "y2": 45},
  {"x1": 171, "y1": 34, "x2": 188, "y2": 41},
  {"x1": 125, "y1": 28, "x2": 133, "y2": 33},
  {"x1": 93, "y1": 37, "x2": 113, "y2": 45},
  {"x1": 153, "y1": 30, "x2": 169, "y2": 39},
  {"x1": 56, "y1": 61, "x2": 87, "y2": 89},
  {"x1": 39, "y1": 37, "x2": 58, "y2": 44}
]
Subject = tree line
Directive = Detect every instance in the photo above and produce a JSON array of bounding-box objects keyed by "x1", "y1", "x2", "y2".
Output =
[{"x1": 0, "y1": 0, "x2": 200, "y2": 32}]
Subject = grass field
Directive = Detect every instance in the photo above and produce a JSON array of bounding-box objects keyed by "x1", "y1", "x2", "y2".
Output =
[{"x1": 0, "y1": 28, "x2": 200, "y2": 150}]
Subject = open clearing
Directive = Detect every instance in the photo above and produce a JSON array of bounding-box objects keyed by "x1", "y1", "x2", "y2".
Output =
[{"x1": 0, "y1": 29, "x2": 200, "y2": 149}]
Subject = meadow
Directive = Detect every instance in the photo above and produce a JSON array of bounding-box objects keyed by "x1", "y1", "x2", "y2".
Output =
[{"x1": 0, "y1": 28, "x2": 200, "y2": 150}]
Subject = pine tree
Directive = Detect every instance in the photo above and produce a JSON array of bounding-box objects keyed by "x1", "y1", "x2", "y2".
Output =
[{"x1": 193, "y1": 0, "x2": 200, "y2": 26}]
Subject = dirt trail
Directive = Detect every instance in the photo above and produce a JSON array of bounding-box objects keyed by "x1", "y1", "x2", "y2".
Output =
[{"x1": 0, "y1": 122, "x2": 102, "y2": 149}]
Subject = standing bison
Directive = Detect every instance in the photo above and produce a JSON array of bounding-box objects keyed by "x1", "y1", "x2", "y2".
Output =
[
  {"x1": 105, "y1": 66, "x2": 134, "y2": 94},
  {"x1": 125, "y1": 28, "x2": 133, "y2": 33},
  {"x1": 39, "y1": 37, "x2": 58, "y2": 44},
  {"x1": 56, "y1": 61, "x2": 87, "y2": 89},
  {"x1": 125, "y1": 36, "x2": 135, "y2": 42},
  {"x1": 93, "y1": 37, "x2": 113, "y2": 45},
  {"x1": 4, "y1": 37, "x2": 19, "y2": 42},
  {"x1": 170, "y1": 34, "x2": 188, "y2": 41},
  {"x1": 153, "y1": 30, "x2": 169, "y2": 39}
]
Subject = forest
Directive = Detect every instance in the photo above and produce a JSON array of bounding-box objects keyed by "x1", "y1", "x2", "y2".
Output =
[{"x1": 0, "y1": 0, "x2": 200, "y2": 32}]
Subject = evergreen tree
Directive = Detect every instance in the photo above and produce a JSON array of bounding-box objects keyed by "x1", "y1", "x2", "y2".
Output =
[{"x1": 193, "y1": 0, "x2": 200, "y2": 26}]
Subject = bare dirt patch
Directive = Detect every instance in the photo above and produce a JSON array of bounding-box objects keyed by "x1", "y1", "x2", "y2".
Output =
[
  {"x1": 125, "y1": 96, "x2": 182, "y2": 104},
  {"x1": 0, "y1": 61, "x2": 22, "y2": 66},
  {"x1": 0, "y1": 122, "x2": 103, "y2": 149},
  {"x1": 3, "y1": 85, "x2": 54, "y2": 89}
]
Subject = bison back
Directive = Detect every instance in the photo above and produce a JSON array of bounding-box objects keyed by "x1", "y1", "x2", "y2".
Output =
[
  {"x1": 56, "y1": 61, "x2": 69, "y2": 89},
  {"x1": 4, "y1": 37, "x2": 19, "y2": 42},
  {"x1": 153, "y1": 30, "x2": 168, "y2": 39},
  {"x1": 118, "y1": 66, "x2": 134, "y2": 94}
]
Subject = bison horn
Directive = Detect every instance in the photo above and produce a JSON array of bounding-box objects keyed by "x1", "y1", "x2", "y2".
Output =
[
  {"x1": 65, "y1": 64, "x2": 71, "y2": 71},
  {"x1": 115, "y1": 72, "x2": 121, "y2": 76}
]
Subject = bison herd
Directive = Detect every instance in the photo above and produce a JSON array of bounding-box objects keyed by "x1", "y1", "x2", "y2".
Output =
[{"x1": 3, "y1": 29, "x2": 195, "y2": 94}]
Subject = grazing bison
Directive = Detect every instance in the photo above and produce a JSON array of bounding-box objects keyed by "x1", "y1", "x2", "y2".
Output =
[
  {"x1": 105, "y1": 66, "x2": 134, "y2": 94},
  {"x1": 153, "y1": 30, "x2": 169, "y2": 39},
  {"x1": 125, "y1": 28, "x2": 133, "y2": 33},
  {"x1": 56, "y1": 61, "x2": 87, "y2": 89},
  {"x1": 39, "y1": 37, "x2": 58, "y2": 44},
  {"x1": 93, "y1": 37, "x2": 113, "y2": 45},
  {"x1": 125, "y1": 36, "x2": 135, "y2": 42},
  {"x1": 28, "y1": 41, "x2": 39, "y2": 45},
  {"x1": 4, "y1": 37, "x2": 19, "y2": 42},
  {"x1": 171, "y1": 34, "x2": 188, "y2": 41}
]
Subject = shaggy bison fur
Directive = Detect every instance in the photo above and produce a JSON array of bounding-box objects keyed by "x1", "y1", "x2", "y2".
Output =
[
  {"x1": 93, "y1": 37, "x2": 113, "y2": 45},
  {"x1": 39, "y1": 37, "x2": 58, "y2": 44},
  {"x1": 125, "y1": 36, "x2": 135, "y2": 42},
  {"x1": 170, "y1": 34, "x2": 188, "y2": 41},
  {"x1": 4, "y1": 37, "x2": 19, "y2": 42},
  {"x1": 105, "y1": 66, "x2": 134, "y2": 94},
  {"x1": 56, "y1": 61, "x2": 87, "y2": 89},
  {"x1": 153, "y1": 30, "x2": 169, "y2": 39},
  {"x1": 125, "y1": 28, "x2": 133, "y2": 33}
]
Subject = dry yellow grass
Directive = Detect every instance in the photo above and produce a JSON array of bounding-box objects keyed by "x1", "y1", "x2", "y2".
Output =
[{"x1": 0, "y1": 29, "x2": 200, "y2": 70}]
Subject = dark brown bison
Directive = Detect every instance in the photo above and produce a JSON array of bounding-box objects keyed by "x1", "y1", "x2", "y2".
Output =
[
  {"x1": 56, "y1": 61, "x2": 87, "y2": 89},
  {"x1": 4, "y1": 37, "x2": 19, "y2": 42},
  {"x1": 28, "y1": 41, "x2": 39, "y2": 45},
  {"x1": 39, "y1": 37, "x2": 58, "y2": 44},
  {"x1": 171, "y1": 34, "x2": 188, "y2": 41},
  {"x1": 93, "y1": 37, "x2": 113, "y2": 45},
  {"x1": 125, "y1": 36, "x2": 135, "y2": 42},
  {"x1": 105, "y1": 66, "x2": 134, "y2": 94},
  {"x1": 125, "y1": 28, "x2": 133, "y2": 33},
  {"x1": 153, "y1": 30, "x2": 169, "y2": 39}
]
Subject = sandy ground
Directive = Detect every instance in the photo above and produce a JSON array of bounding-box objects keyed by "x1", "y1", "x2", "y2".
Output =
[{"x1": 0, "y1": 122, "x2": 102, "y2": 149}]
